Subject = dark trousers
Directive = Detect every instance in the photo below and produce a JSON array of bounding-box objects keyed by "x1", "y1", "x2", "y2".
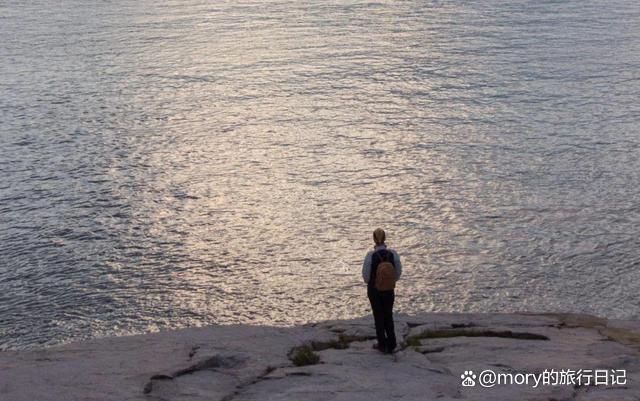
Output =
[{"x1": 368, "y1": 289, "x2": 396, "y2": 352}]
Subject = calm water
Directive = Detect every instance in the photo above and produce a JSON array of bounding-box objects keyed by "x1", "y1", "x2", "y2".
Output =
[{"x1": 1, "y1": 0, "x2": 640, "y2": 350}]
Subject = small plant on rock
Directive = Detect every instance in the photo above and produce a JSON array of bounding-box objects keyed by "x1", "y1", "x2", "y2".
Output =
[
  {"x1": 404, "y1": 336, "x2": 422, "y2": 347},
  {"x1": 289, "y1": 345, "x2": 320, "y2": 367}
]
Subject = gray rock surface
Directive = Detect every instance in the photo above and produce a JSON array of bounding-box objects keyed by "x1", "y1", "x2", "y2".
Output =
[{"x1": 1, "y1": 313, "x2": 639, "y2": 401}]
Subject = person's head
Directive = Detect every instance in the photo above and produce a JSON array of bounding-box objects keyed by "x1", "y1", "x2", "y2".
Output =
[{"x1": 373, "y1": 228, "x2": 386, "y2": 246}]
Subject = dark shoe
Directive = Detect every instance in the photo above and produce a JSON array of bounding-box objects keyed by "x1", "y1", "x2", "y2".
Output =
[{"x1": 372, "y1": 343, "x2": 385, "y2": 352}]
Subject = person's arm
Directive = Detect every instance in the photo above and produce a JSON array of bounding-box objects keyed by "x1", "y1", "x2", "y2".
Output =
[
  {"x1": 393, "y1": 251, "x2": 402, "y2": 280},
  {"x1": 362, "y1": 252, "x2": 372, "y2": 283}
]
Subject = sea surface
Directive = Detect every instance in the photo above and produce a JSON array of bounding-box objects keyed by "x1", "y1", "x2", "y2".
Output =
[{"x1": 1, "y1": 0, "x2": 640, "y2": 350}]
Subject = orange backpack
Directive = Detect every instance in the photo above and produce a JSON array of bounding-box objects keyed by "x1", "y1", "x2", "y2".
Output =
[{"x1": 375, "y1": 251, "x2": 396, "y2": 291}]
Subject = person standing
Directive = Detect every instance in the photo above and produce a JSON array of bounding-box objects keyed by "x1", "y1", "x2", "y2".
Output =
[{"x1": 362, "y1": 228, "x2": 402, "y2": 353}]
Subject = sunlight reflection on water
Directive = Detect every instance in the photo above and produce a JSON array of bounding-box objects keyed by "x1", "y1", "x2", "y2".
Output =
[{"x1": 1, "y1": 0, "x2": 640, "y2": 349}]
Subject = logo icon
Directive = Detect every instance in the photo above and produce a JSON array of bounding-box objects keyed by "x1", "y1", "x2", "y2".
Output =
[{"x1": 461, "y1": 370, "x2": 477, "y2": 387}]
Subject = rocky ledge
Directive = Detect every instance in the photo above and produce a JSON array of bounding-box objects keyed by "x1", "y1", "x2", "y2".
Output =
[{"x1": 1, "y1": 313, "x2": 639, "y2": 401}]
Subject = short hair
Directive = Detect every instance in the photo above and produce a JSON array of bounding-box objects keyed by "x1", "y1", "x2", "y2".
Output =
[{"x1": 373, "y1": 228, "x2": 386, "y2": 245}]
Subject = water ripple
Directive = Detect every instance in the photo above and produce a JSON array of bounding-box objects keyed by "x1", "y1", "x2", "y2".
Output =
[{"x1": 1, "y1": 0, "x2": 640, "y2": 349}]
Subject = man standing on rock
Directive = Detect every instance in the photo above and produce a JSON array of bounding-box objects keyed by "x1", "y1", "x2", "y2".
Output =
[{"x1": 362, "y1": 228, "x2": 402, "y2": 354}]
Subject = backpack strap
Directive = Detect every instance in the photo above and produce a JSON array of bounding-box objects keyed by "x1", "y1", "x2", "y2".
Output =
[
  {"x1": 376, "y1": 249, "x2": 392, "y2": 264},
  {"x1": 373, "y1": 250, "x2": 383, "y2": 266}
]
